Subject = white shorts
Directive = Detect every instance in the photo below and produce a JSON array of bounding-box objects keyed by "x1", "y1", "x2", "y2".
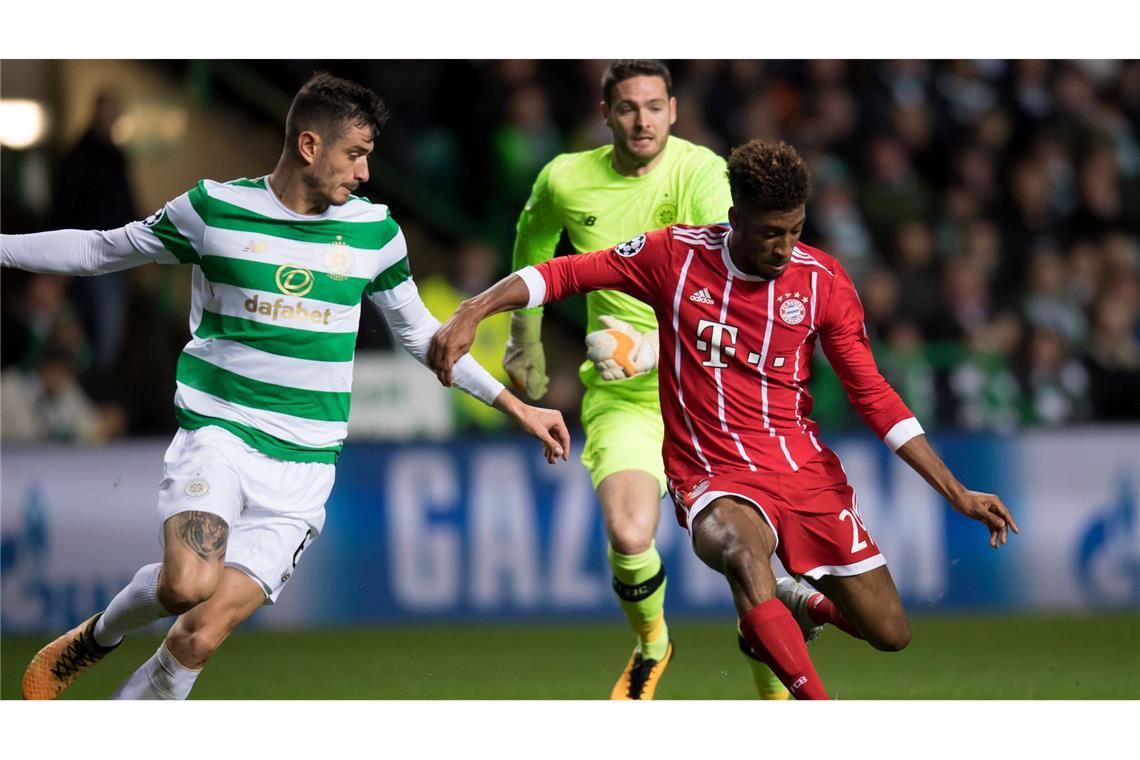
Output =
[{"x1": 156, "y1": 426, "x2": 334, "y2": 603}]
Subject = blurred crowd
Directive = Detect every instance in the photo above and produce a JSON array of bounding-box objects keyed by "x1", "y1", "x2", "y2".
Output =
[{"x1": 2, "y1": 60, "x2": 1138, "y2": 444}]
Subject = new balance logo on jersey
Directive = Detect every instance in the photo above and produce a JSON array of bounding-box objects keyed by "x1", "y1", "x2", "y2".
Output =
[{"x1": 689, "y1": 288, "x2": 715, "y2": 305}]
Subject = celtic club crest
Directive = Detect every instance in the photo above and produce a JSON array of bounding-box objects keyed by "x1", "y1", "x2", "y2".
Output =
[{"x1": 324, "y1": 235, "x2": 353, "y2": 281}]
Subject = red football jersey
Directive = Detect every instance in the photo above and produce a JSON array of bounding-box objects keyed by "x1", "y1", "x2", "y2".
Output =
[{"x1": 531, "y1": 224, "x2": 919, "y2": 485}]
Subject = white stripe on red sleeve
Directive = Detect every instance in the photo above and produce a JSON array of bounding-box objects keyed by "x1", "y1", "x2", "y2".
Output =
[
  {"x1": 883, "y1": 417, "x2": 924, "y2": 451},
  {"x1": 516, "y1": 266, "x2": 547, "y2": 308}
]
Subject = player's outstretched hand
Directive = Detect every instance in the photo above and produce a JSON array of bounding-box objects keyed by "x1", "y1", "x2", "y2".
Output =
[
  {"x1": 949, "y1": 491, "x2": 1020, "y2": 549},
  {"x1": 492, "y1": 389, "x2": 570, "y2": 463},
  {"x1": 515, "y1": 403, "x2": 571, "y2": 464},
  {"x1": 428, "y1": 313, "x2": 479, "y2": 387},
  {"x1": 585, "y1": 316, "x2": 659, "y2": 381}
]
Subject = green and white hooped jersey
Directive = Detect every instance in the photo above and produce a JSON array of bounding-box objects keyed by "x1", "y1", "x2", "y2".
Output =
[{"x1": 125, "y1": 177, "x2": 411, "y2": 464}]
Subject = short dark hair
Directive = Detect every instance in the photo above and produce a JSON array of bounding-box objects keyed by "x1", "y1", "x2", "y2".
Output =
[
  {"x1": 285, "y1": 73, "x2": 390, "y2": 155},
  {"x1": 727, "y1": 140, "x2": 812, "y2": 212},
  {"x1": 601, "y1": 60, "x2": 673, "y2": 105}
]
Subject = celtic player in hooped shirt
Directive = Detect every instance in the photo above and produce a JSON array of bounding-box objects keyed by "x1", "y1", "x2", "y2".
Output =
[
  {"x1": 430, "y1": 139, "x2": 1019, "y2": 700},
  {"x1": 5, "y1": 73, "x2": 570, "y2": 701}
]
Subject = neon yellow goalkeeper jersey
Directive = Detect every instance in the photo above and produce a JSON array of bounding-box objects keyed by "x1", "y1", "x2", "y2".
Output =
[{"x1": 512, "y1": 135, "x2": 731, "y2": 397}]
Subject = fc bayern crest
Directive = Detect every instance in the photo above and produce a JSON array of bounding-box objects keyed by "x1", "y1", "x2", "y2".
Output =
[
  {"x1": 777, "y1": 292, "x2": 809, "y2": 325},
  {"x1": 614, "y1": 234, "x2": 646, "y2": 257}
]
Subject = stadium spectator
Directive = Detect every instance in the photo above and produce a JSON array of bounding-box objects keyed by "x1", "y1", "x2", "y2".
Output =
[
  {"x1": 0, "y1": 273, "x2": 100, "y2": 402},
  {"x1": 892, "y1": 221, "x2": 943, "y2": 337},
  {"x1": 879, "y1": 321, "x2": 939, "y2": 425},
  {"x1": 488, "y1": 83, "x2": 563, "y2": 250},
  {"x1": 0, "y1": 342, "x2": 124, "y2": 444},
  {"x1": 858, "y1": 134, "x2": 933, "y2": 251},
  {"x1": 3, "y1": 72, "x2": 570, "y2": 701},
  {"x1": 949, "y1": 310, "x2": 1025, "y2": 432},
  {"x1": 429, "y1": 138, "x2": 1019, "y2": 700},
  {"x1": 1021, "y1": 325, "x2": 1091, "y2": 425},
  {"x1": 808, "y1": 161, "x2": 877, "y2": 282},
  {"x1": 1022, "y1": 241, "x2": 1087, "y2": 345},
  {"x1": 1084, "y1": 275, "x2": 1140, "y2": 420},
  {"x1": 51, "y1": 91, "x2": 137, "y2": 391},
  {"x1": 951, "y1": 144, "x2": 1002, "y2": 219}
]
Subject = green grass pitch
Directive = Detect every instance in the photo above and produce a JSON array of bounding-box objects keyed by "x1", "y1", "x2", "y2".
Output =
[{"x1": 3, "y1": 612, "x2": 1137, "y2": 699}]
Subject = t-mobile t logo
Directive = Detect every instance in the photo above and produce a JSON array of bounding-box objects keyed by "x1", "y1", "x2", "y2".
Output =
[{"x1": 696, "y1": 319, "x2": 739, "y2": 368}]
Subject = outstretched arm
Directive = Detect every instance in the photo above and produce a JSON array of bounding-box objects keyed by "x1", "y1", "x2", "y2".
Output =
[
  {"x1": 430, "y1": 229, "x2": 671, "y2": 385},
  {"x1": 895, "y1": 434, "x2": 1020, "y2": 549},
  {"x1": 428, "y1": 271, "x2": 534, "y2": 387},
  {"x1": 819, "y1": 265, "x2": 1019, "y2": 548},
  {"x1": 369, "y1": 277, "x2": 568, "y2": 463},
  {"x1": 1, "y1": 228, "x2": 154, "y2": 275}
]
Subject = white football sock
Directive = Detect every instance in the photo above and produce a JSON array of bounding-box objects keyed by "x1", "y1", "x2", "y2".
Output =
[
  {"x1": 93, "y1": 563, "x2": 168, "y2": 647},
  {"x1": 111, "y1": 642, "x2": 201, "y2": 700}
]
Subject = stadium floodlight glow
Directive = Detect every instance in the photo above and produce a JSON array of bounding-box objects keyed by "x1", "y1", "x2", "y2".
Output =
[
  {"x1": 0, "y1": 99, "x2": 48, "y2": 149},
  {"x1": 111, "y1": 114, "x2": 137, "y2": 146}
]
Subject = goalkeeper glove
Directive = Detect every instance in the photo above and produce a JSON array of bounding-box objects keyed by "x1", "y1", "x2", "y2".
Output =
[
  {"x1": 502, "y1": 311, "x2": 549, "y2": 400},
  {"x1": 585, "y1": 316, "x2": 659, "y2": 381}
]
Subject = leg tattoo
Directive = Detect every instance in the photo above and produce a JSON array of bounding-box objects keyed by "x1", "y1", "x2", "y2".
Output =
[{"x1": 173, "y1": 511, "x2": 229, "y2": 561}]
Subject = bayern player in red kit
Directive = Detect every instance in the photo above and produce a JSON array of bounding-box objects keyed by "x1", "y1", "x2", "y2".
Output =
[{"x1": 429, "y1": 140, "x2": 1019, "y2": 699}]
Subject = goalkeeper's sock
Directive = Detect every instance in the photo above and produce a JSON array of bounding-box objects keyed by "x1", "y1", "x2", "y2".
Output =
[
  {"x1": 806, "y1": 592, "x2": 864, "y2": 640},
  {"x1": 738, "y1": 626, "x2": 791, "y2": 699},
  {"x1": 751, "y1": 660, "x2": 791, "y2": 700},
  {"x1": 94, "y1": 563, "x2": 170, "y2": 647},
  {"x1": 740, "y1": 599, "x2": 828, "y2": 700},
  {"x1": 112, "y1": 642, "x2": 200, "y2": 700},
  {"x1": 608, "y1": 542, "x2": 670, "y2": 661}
]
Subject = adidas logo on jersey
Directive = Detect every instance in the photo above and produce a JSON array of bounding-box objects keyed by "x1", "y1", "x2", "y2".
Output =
[{"x1": 689, "y1": 288, "x2": 715, "y2": 305}]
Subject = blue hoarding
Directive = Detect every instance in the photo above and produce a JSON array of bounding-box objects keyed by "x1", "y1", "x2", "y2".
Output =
[{"x1": 2, "y1": 428, "x2": 1138, "y2": 632}]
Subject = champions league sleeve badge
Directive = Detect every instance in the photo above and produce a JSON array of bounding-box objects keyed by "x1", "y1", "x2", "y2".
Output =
[
  {"x1": 614, "y1": 234, "x2": 647, "y2": 257},
  {"x1": 143, "y1": 207, "x2": 166, "y2": 227}
]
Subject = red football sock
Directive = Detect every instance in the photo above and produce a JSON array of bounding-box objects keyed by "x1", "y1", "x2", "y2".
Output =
[
  {"x1": 806, "y1": 592, "x2": 864, "y2": 640},
  {"x1": 739, "y1": 599, "x2": 829, "y2": 700}
]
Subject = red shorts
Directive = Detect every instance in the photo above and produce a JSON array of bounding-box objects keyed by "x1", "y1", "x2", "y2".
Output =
[{"x1": 668, "y1": 448, "x2": 886, "y2": 579}]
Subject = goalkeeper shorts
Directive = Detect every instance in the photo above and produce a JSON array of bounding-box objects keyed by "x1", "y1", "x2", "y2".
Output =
[
  {"x1": 580, "y1": 388, "x2": 667, "y2": 497},
  {"x1": 156, "y1": 425, "x2": 331, "y2": 603}
]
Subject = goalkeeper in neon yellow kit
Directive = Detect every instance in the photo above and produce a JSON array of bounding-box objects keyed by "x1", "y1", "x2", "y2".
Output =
[{"x1": 506, "y1": 60, "x2": 791, "y2": 700}]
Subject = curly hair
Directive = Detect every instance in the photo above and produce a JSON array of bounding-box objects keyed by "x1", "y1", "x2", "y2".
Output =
[
  {"x1": 727, "y1": 140, "x2": 812, "y2": 212},
  {"x1": 601, "y1": 60, "x2": 673, "y2": 105},
  {"x1": 285, "y1": 72, "x2": 391, "y2": 155}
]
